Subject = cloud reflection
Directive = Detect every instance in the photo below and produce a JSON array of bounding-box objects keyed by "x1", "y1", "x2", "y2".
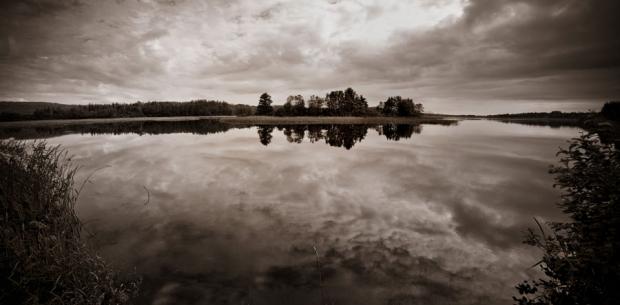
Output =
[{"x1": 34, "y1": 120, "x2": 580, "y2": 305}]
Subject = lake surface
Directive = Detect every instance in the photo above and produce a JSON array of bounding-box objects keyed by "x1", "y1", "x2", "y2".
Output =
[{"x1": 3, "y1": 120, "x2": 581, "y2": 305}]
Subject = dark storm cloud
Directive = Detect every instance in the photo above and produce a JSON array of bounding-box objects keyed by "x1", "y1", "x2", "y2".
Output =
[
  {"x1": 0, "y1": 0, "x2": 83, "y2": 17},
  {"x1": 334, "y1": 0, "x2": 619, "y2": 108},
  {"x1": 0, "y1": 0, "x2": 617, "y2": 112}
]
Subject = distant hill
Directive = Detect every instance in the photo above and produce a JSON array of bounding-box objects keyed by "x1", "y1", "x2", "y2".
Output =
[{"x1": 0, "y1": 102, "x2": 72, "y2": 115}]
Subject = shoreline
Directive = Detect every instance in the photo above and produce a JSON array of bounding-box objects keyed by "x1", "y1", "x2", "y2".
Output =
[{"x1": 0, "y1": 115, "x2": 457, "y2": 127}]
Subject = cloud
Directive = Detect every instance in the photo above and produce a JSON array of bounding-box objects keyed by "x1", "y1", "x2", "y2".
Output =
[{"x1": 0, "y1": 0, "x2": 617, "y2": 113}]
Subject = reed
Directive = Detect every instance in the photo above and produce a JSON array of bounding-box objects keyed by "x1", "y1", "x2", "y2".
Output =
[{"x1": 0, "y1": 140, "x2": 140, "y2": 305}]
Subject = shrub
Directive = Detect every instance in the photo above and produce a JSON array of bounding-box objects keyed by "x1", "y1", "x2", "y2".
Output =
[{"x1": 514, "y1": 133, "x2": 620, "y2": 305}]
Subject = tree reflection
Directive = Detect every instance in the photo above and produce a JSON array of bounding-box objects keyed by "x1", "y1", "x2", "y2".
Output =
[
  {"x1": 257, "y1": 126, "x2": 274, "y2": 146},
  {"x1": 0, "y1": 120, "x2": 428, "y2": 150},
  {"x1": 376, "y1": 124, "x2": 422, "y2": 141},
  {"x1": 257, "y1": 124, "x2": 422, "y2": 149},
  {"x1": 282, "y1": 126, "x2": 305, "y2": 143},
  {"x1": 325, "y1": 125, "x2": 368, "y2": 150}
]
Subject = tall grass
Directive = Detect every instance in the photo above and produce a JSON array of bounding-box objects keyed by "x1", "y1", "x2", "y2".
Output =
[{"x1": 0, "y1": 140, "x2": 140, "y2": 305}]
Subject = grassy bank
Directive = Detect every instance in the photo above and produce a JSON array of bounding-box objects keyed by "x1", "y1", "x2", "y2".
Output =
[{"x1": 0, "y1": 141, "x2": 139, "y2": 305}]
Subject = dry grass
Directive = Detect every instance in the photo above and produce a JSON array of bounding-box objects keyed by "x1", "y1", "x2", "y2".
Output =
[{"x1": 0, "y1": 140, "x2": 140, "y2": 305}]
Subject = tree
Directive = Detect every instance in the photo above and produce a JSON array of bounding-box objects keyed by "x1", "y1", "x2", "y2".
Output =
[
  {"x1": 353, "y1": 95, "x2": 368, "y2": 116},
  {"x1": 381, "y1": 97, "x2": 399, "y2": 116},
  {"x1": 287, "y1": 95, "x2": 306, "y2": 116},
  {"x1": 414, "y1": 103, "x2": 424, "y2": 115},
  {"x1": 281, "y1": 99, "x2": 293, "y2": 116},
  {"x1": 326, "y1": 90, "x2": 344, "y2": 116},
  {"x1": 514, "y1": 133, "x2": 620, "y2": 305},
  {"x1": 307, "y1": 95, "x2": 324, "y2": 116},
  {"x1": 396, "y1": 98, "x2": 415, "y2": 116},
  {"x1": 379, "y1": 96, "x2": 423, "y2": 117},
  {"x1": 341, "y1": 87, "x2": 356, "y2": 115},
  {"x1": 256, "y1": 93, "x2": 274, "y2": 115}
]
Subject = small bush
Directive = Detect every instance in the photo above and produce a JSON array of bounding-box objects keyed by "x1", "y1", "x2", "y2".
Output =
[
  {"x1": 0, "y1": 140, "x2": 140, "y2": 305},
  {"x1": 514, "y1": 133, "x2": 620, "y2": 305}
]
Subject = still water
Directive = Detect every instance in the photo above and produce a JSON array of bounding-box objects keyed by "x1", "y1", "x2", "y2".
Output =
[{"x1": 5, "y1": 120, "x2": 581, "y2": 305}]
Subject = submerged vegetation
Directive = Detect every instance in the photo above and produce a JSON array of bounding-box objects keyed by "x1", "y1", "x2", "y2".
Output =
[
  {"x1": 0, "y1": 141, "x2": 140, "y2": 305},
  {"x1": 514, "y1": 133, "x2": 619, "y2": 305}
]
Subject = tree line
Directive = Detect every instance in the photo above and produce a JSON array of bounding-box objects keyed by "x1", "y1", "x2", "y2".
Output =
[
  {"x1": 1, "y1": 100, "x2": 255, "y2": 121},
  {"x1": 256, "y1": 88, "x2": 424, "y2": 117},
  {"x1": 0, "y1": 88, "x2": 423, "y2": 121}
]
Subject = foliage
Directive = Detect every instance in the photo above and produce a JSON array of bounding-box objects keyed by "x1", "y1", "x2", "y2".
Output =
[
  {"x1": 488, "y1": 112, "x2": 589, "y2": 119},
  {"x1": 24, "y1": 100, "x2": 252, "y2": 121},
  {"x1": 601, "y1": 101, "x2": 620, "y2": 121},
  {"x1": 256, "y1": 93, "x2": 274, "y2": 115},
  {"x1": 378, "y1": 96, "x2": 423, "y2": 117},
  {"x1": 514, "y1": 133, "x2": 620, "y2": 305},
  {"x1": 324, "y1": 88, "x2": 369, "y2": 116},
  {"x1": 260, "y1": 88, "x2": 380, "y2": 117},
  {"x1": 0, "y1": 141, "x2": 140, "y2": 305},
  {"x1": 290, "y1": 95, "x2": 306, "y2": 116},
  {"x1": 307, "y1": 95, "x2": 325, "y2": 116}
]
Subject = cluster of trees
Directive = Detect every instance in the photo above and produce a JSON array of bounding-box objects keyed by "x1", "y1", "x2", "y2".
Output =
[
  {"x1": 1, "y1": 88, "x2": 426, "y2": 121},
  {"x1": 377, "y1": 96, "x2": 424, "y2": 117},
  {"x1": 255, "y1": 89, "x2": 424, "y2": 117}
]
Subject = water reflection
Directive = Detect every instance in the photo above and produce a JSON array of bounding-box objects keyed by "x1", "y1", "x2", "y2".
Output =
[
  {"x1": 0, "y1": 120, "x2": 234, "y2": 139},
  {"x1": 257, "y1": 126, "x2": 274, "y2": 146},
  {"x1": 0, "y1": 120, "x2": 450, "y2": 150},
  {"x1": 3, "y1": 120, "x2": 582, "y2": 305}
]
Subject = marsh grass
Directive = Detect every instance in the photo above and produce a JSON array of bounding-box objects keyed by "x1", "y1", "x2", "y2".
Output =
[{"x1": 0, "y1": 140, "x2": 140, "y2": 305}]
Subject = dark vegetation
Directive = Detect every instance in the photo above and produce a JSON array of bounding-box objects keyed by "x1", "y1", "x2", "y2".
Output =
[
  {"x1": 600, "y1": 101, "x2": 620, "y2": 121},
  {"x1": 514, "y1": 133, "x2": 619, "y2": 305},
  {"x1": 378, "y1": 96, "x2": 424, "y2": 117},
  {"x1": 0, "y1": 141, "x2": 140, "y2": 304},
  {"x1": 487, "y1": 111, "x2": 589, "y2": 119},
  {"x1": 0, "y1": 102, "x2": 71, "y2": 116},
  {"x1": 0, "y1": 120, "x2": 236, "y2": 139},
  {"x1": 256, "y1": 88, "x2": 423, "y2": 117},
  {"x1": 1, "y1": 88, "x2": 424, "y2": 122},
  {"x1": 487, "y1": 111, "x2": 590, "y2": 128},
  {"x1": 0, "y1": 100, "x2": 254, "y2": 121},
  {"x1": 258, "y1": 123, "x2": 426, "y2": 149}
]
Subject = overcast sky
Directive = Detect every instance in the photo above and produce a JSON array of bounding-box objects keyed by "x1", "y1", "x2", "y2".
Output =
[{"x1": 0, "y1": 0, "x2": 618, "y2": 114}]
